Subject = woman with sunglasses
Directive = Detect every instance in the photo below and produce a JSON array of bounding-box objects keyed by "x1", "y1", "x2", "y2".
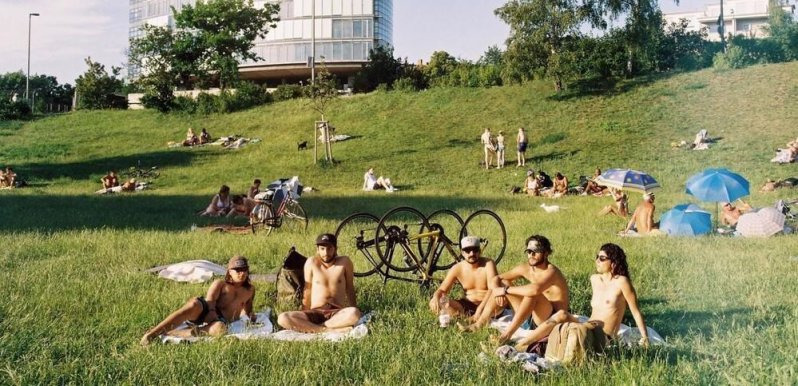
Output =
[
  {"x1": 140, "y1": 256, "x2": 256, "y2": 346},
  {"x1": 514, "y1": 243, "x2": 649, "y2": 352}
]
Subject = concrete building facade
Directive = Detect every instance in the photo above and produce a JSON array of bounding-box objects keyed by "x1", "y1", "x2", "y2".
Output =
[
  {"x1": 663, "y1": 0, "x2": 795, "y2": 41},
  {"x1": 128, "y1": 0, "x2": 393, "y2": 85}
]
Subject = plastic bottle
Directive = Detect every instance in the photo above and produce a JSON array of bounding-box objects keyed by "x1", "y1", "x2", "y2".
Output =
[{"x1": 438, "y1": 295, "x2": 450, "y2": 327}]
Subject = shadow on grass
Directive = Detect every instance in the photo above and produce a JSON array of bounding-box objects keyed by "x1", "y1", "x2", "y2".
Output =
[
  {"x1": 15, "y1": 149, "x2": 220, "y2": 182},
  {"x1": 548, "y1": 73, "x2": 673, "y2": 101},
  {"x1": 0, "y1": 193, "x2": 507, "y2": 233},
  {"x1": 527, "y1": 150, "x2": 580, "y2": 164}
]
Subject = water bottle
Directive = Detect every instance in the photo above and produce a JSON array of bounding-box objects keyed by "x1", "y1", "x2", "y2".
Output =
[{"x1": 438, "y1": 295, "x2": 450, "y2": 328}]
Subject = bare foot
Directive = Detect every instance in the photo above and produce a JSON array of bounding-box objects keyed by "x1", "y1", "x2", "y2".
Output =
[{"x1": 140, "y1": 332, "x2": 157, "y2": 346}]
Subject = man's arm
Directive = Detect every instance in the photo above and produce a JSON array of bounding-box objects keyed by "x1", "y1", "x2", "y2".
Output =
[
  {"x1": 301, "y1": 259, "x2": 313, "y2": 310},
  {"x1": 343, "y1": 257, "x2": 357, "y2": 308},
  {"x1": 430, "y1": 265, "x2": 459, "y2": 313},
  {"x1": 620, "y1": 277, "x2": 649, "y2": 346},
  {"x1": 624, "y1": 208, "x2": 639, "y2": 232},
  {"x1": 503, "y1": 269, "x2": 556, "y2": 298},
  {"x1": 245, "y1": 288, "x2": 256, "y2": 323},
  {"x1": 204, "y1": 280, "x2": 225, "y2": 306},
  {"x1": 497, "y1": 264, "x2": 525, "y2": 285}
]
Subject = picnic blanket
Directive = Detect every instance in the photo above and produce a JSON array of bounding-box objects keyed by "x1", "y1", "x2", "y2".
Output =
[
  {"x1": 94, "y1": 183, "x2": 148, "y2": 195},
  {"x1": 146, "y1": 259, "x2": 276, "y2": 283},
  {"x1": 161, "y1": 309, "x2": 372, "y2": 344}
]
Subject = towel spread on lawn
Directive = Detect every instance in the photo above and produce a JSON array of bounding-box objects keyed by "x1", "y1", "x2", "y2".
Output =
[
  {"x1": 161, "y1": 309, "x2": 372, "y2": 344},
  {"x1": 146, "y1": 260, "x2": 276, "y2": 283}
]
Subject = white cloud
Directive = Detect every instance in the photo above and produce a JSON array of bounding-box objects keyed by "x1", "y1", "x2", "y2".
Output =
[{"x1": 0, "y1": 0, "x2": 128, "y2": 84}]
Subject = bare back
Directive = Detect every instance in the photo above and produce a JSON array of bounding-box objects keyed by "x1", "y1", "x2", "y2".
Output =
[
  {"x1": 305, "y1": 256, "x2": 356, "y2": 309},
  {"x1": 633, "y1": 202, "x2": 655, "y2": 233}
]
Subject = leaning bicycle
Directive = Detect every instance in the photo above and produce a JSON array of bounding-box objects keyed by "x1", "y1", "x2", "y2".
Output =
[{"x1": 250, "y1": 178, "x2": 308, "y2": 235}]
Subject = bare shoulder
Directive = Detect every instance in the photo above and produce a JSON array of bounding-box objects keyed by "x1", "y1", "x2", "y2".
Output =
[
  {"x1": 306, "y1": 256, "x2": 320, "y2": 268},
  {"x1": 337, "y1": 255, "x2": 353, "y2": 266}
]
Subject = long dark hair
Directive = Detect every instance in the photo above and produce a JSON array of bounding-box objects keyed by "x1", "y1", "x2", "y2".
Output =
[
  {"x1": 225, "y1": 270, "x2": 252, "y2": 289},
  {"x1": 600, "y1": 243, "x2": 629, "y2": 278}
]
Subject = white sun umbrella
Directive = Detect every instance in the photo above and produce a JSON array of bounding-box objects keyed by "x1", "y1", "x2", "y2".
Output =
[{"x1": 736, "y1": 207, "x2": 786, "y2": 237}]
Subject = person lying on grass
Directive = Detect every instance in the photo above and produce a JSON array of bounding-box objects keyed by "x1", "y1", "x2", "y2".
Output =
[
  {"x1": 227, "y1": 195, "x2": 257, "y2": 218},
  {"x1": 429, "y1": 236, "x2": 502, "y2": 321},
  {"x1": 140, "y1": 256, "x2": 256, "y2": 346},
  {"x1": 277, "y1": 233, "x2": 362, "y2": 333},
  {"x1": 459, "y1": 235, "x2": 570, "y2": 345},
  {"x1": 513, "y1": 243, "x2": 649, "y2": 352}
]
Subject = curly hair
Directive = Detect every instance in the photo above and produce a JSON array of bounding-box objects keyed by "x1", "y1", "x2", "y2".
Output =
[
  {"x1": 525, "y1": 235, "x2": 553, "y2": 254},
  {"x1": 600, "y1": 243, "x2": 630, "y2": 279}
]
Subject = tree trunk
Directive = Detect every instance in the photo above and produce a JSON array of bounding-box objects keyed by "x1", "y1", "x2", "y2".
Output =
[{"x1": 627, "y1": 47, "x2": 634, "y2": 76}]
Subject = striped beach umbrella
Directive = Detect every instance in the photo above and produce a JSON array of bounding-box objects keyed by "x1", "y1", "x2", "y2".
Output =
[
  {"x1": 595, "y1": 168, "x2": 661, "y2": 194},
  {"x1": 736, "y1": 207, "x2": 785, "y2": 237}
]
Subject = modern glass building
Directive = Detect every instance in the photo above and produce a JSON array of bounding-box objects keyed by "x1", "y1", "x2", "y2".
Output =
[{"x1": 129, "y1": 0, "x2": 393, "y2": 85}]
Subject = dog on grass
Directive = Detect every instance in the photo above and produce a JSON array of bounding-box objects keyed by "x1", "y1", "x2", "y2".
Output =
[{"x1": 297, "y1": 141, "x2": 308, "y2": 151}]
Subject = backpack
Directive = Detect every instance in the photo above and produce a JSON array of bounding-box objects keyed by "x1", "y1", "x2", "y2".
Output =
[
  {"x1": 276, "y1": 247, "x2": 308, "y2": 307},
  {"x1": 544, "y1": 322, "x2": 607, "y2": 364}
]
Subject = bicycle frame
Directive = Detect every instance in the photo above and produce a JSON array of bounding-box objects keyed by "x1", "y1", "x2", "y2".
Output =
[{"x1": 370, "y1": 226, "x2": 460, "y2": 286}]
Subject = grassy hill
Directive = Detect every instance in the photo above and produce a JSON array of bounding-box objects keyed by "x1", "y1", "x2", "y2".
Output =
[{"x1": 1, "y1": 62, "x2": 797, "y2": 384}]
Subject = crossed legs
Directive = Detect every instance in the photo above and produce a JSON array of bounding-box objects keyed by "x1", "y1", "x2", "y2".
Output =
[{"x1": 277, "y1": 307, "x2": 362, "y2": 333}]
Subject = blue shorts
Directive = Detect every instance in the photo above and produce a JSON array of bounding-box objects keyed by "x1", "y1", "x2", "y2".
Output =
[{"x1": 518, "y1": 142, "x2": 528, "y2": 152}]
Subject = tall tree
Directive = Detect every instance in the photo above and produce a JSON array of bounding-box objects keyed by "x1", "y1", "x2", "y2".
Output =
[
  {"x1": 765, "y1": 0, "x2": 798, "y2": 60},
  {"x1": 74, "y1": 58, "x2": 127, "y2": 110},
  {"x1": 173, "y1": 0, "x2": 279, "y2": 90},
  {"x1": 496, "y1": 0, "x2": 591, "y2": 91}
]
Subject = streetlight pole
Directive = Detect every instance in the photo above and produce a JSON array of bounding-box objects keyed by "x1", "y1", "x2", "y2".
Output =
[
  {"x1": 311, "y1": 0, "x2": 316, "y2": 84},
  {"x1": 26, "y1": 12, "x2": 40, "y2": 103}
]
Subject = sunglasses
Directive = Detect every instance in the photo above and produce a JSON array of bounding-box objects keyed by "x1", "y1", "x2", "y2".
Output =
[
  {"x1": 525, "y1": 249, "x2": 542, "y2": 255},
  {"x1": 595, "y1": 254, "x2": 609, "y2": 262},
  {"x1": 462, "y1": 247, "x2": 480, "y2": 254}
]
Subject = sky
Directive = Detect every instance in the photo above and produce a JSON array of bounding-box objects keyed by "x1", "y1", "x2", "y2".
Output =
[{"x1": 0, "y1": 0, "x2": 715, "y2": 85}]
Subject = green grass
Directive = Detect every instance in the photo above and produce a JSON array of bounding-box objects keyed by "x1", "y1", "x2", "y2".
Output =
[{"x1": 1, "y1": 62, "x2": 798, "y2": 384}]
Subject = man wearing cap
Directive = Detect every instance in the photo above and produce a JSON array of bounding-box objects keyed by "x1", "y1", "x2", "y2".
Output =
[
  {"x1": 720, "y1": 200, "x2": 746, "y2": 226},
  {"x1": 140, "y1": 256, "x2": 256, "y2": 346},
  {"x1": 277, "y1": 233, "x2": 361, "y2": 333},
  {"x1": 460, "y1": 235, "x2": 569, "y2": 345},
  {"x1": 429, "y1": 236, "x2": 501, "y2": 320},
  {"x1": 623, "y1": 193, "x2": 657, "y2": 235}
]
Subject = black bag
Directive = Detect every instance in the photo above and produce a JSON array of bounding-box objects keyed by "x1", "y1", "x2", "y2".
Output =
[{"x1": 276, "y1": 247, "x2": 308, "y2": 307}]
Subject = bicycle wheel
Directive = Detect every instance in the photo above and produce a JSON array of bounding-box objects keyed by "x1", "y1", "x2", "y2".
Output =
[
  {"x1": 335, "y1": 213, "x2": 386, "y2": 277},
  {"x1": 460, "y1": 209, "x2": 507, "y2": 265},
  {"x1": 250, "y1": 204, "x2": 275, "y2": 236},
  {"x1": 281, "y1": 200, "x2": 308, "y2": 232},
  {"x1": 424, "y1": 209, "x2": 464, "y2": 271},
  {"x1": 375, "y1": 206, "x2": 429, "y2": 273}
]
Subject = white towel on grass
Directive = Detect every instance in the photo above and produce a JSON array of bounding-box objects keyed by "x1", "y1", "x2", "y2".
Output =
[
  {"x1": 489, "y1": 312, "x2": 665, "y2": 347},
  {"x1": 156, "y1": 260, "x2": 227, "y2": 283},
  {"x1": 161, "y1": 310, "x2": 372, "y2": 344}
]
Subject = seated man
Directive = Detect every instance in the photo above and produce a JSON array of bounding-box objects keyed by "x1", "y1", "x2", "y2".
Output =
[
  {"x1": 622, "y1": 193, "x2": 657, "y2": 235},
  {"x1": 720, "y1": 201, "x2": 748, "y2": 227},
  {"x1": 363, "y1": 167, "x2": 396, "y2": 192},
  {"x1": 460, "y1": 235, "x2": 570, "y2": 345},
  {"x1": 583, "y1": 168, "x2": 607, "y2": 196},
  {"x1": 429, "y1": 236, "x2": 500, "y2": 320},
  {"x1": 247, "y1": 179, "x2": 262, "y2": 199},
  {"x1": 277, "y1": 234, "x2": 362, "y2": 333},
  {"x1": 199, "y1": 128, "x2": 212, "y2": 144},
  {"x1": 140, "y1": 256, "x2": 256, "y2": 346},
  {"x1": 514, "y1": 243, "x2": 649, "y2": 351},
  {"x1": 101, "y1": 170, "x2": 119, "y2": 190},
  {"x1": 4, "y1": 167, "x2": 17, "y2": 188}
]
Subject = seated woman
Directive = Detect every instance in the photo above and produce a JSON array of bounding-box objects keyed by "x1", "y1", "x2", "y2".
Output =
[
  {"x1": 3, "y1": 167, "x2": 17, "y2": 188},
  {"x1": 227, "y1": 195, "x2": 258, "y2": 218},
  {"x1": 583, "y1": 168, "x2": 607, "y2": 196},
  {"x1": 598, "y1": 188, "x2": 628, "y2": 217},
  {"x1": 101, "y1": 170, "x2": 119, "y2": 190},
  {"x1": 183, "y1": 128, "x2": 199, "y2": 147},
  {"x1": 140, "y1": 256, "x2": 256, "y2": 346},
  {"x1": 544, "y1": 172, "x2": 568, "y2": 198},
  {"x1": 522, "y1": 170, "x2": 540, "y2": 196},
  {"x1": 199, "y1": 128, "x2": 212, "y2": 145},
  {"x1": 0, "y1": 169, "x2": 6, "y2": 188},
  {"x1": 513, "y1": 243, "x2": 649, "y2": 352},
  {"x1": 363, "y1": 167, "x2": 396, "y2": 192},
  {"x1": 201, "y1": 185, "x2": 233, "y2": 216}
]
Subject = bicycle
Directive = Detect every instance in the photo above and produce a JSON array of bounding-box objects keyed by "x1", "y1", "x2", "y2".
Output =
[
  {"x1": 335, "y1": 207, "x2": 506, "y2": 286},
  {"x1": 122, "y1": 165, "x2": 160, "y2": 180},
  {"x1": 250, "y1": 182, "x2": 308, "y2": 235}
]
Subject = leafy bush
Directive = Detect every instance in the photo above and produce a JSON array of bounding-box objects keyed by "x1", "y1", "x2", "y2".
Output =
[
  {"x1": 0, "y1": 99, "x2": 32, "y2": 120},
  {"x1": 172, "y1": 96, "x2": 197, "y2": 113},
  {"x1": 195, "y1": 92, "x2": 219, "y2": 115},
  {"x1": 374, "y1": 83, "x2": 389, "y2": 93},
  {"x1": 713, "y1": 46, "x2": 751, "y2": 70},
  {"x1": 272, "y1": 84, "x2": 304, "y2": 102},
  {"x1": 392, "y1": 77, "x2": 417, "y2": 92}
]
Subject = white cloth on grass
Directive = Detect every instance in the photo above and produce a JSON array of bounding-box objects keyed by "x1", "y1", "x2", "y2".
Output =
[
  {"x1": 161, "y1": 309, "x2": 275, "y2": 344},
  {"x1": 155, "y1": 260, "x2": 227, "y2": 283},
  {"x1": 268, "y1": 312, "x2": 373, "y2": 342}
]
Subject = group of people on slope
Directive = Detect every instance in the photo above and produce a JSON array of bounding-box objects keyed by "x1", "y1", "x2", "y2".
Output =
[
  {"x1": 522, "y1": 169, "x2": 568, "y2": 198},
  {"x1": 481, "y1": 127, "x2": 528, "y2": 169},
  {"x1": 98, "y1": 170, "x2": 140, "y2": 194},
  {"x1": 0, "y1": 166, "x2": 18, "y2": 188},
  {"x1": 435, "y1": 235, "x2": 649, "y2": 352},
  {"x1": 183, "y1": 127, "x2": 212, "y2": 147},
  {"x1": 141, "y1": 232, "x2": 649, "y2": 353},
  {"x1": 199, "y1": 179, "x2": 263, "y2": 218}
]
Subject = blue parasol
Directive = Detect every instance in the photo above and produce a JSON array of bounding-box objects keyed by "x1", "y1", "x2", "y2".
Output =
[
  {"x1": 685, "y1": 168, "x2": 749, "y2": 203},
  {"x1": 595, "y1": 168, "x2": 661, "y2": 194},
  {"x1": 660, "y1": 204, "x2": 712, "y2": 236}
]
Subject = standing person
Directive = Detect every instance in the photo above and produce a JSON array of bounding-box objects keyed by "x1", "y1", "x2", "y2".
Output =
[
  {"x1": 514, "y1": 243, "x2": 649, "y2": 351},
  {"x1": 460, "y1": 235, "x2": 570, "y2": 345},
  {"x1": 247, "y1": 179, "x2": 262, "y2": 199},
  {"x1": 140, "y1": 256, "x2": 256, "y2": 346},
  {"x1": 481, "y1": 128, "x2": 495, "y2": 170},
  {"x1": 516, "y1": 127, "x2": 528, "y2": 167},
  {"x1": 496, "y1": 131, "x2": 506, "y2": 168},
  {"x1": 277, "y1": 234, "x2": 362, "y2": 333},
  {"x1": 429, "y1": 236, "x2": 502, "y2": 320},
  {"x1": 101, "y1": 170, "x2": 119, "y2": 190},
  {"x1": 623, "y1": 193, "x2": 657, "y2": 234},
  {"x1": 201, "y1": 185, "x2": 233, "y2": 216}
]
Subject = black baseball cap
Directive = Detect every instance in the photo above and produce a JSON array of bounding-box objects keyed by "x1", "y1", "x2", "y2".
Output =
[{"x1": 315, "y1": 233, "x2": 337, "y2": 247}]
